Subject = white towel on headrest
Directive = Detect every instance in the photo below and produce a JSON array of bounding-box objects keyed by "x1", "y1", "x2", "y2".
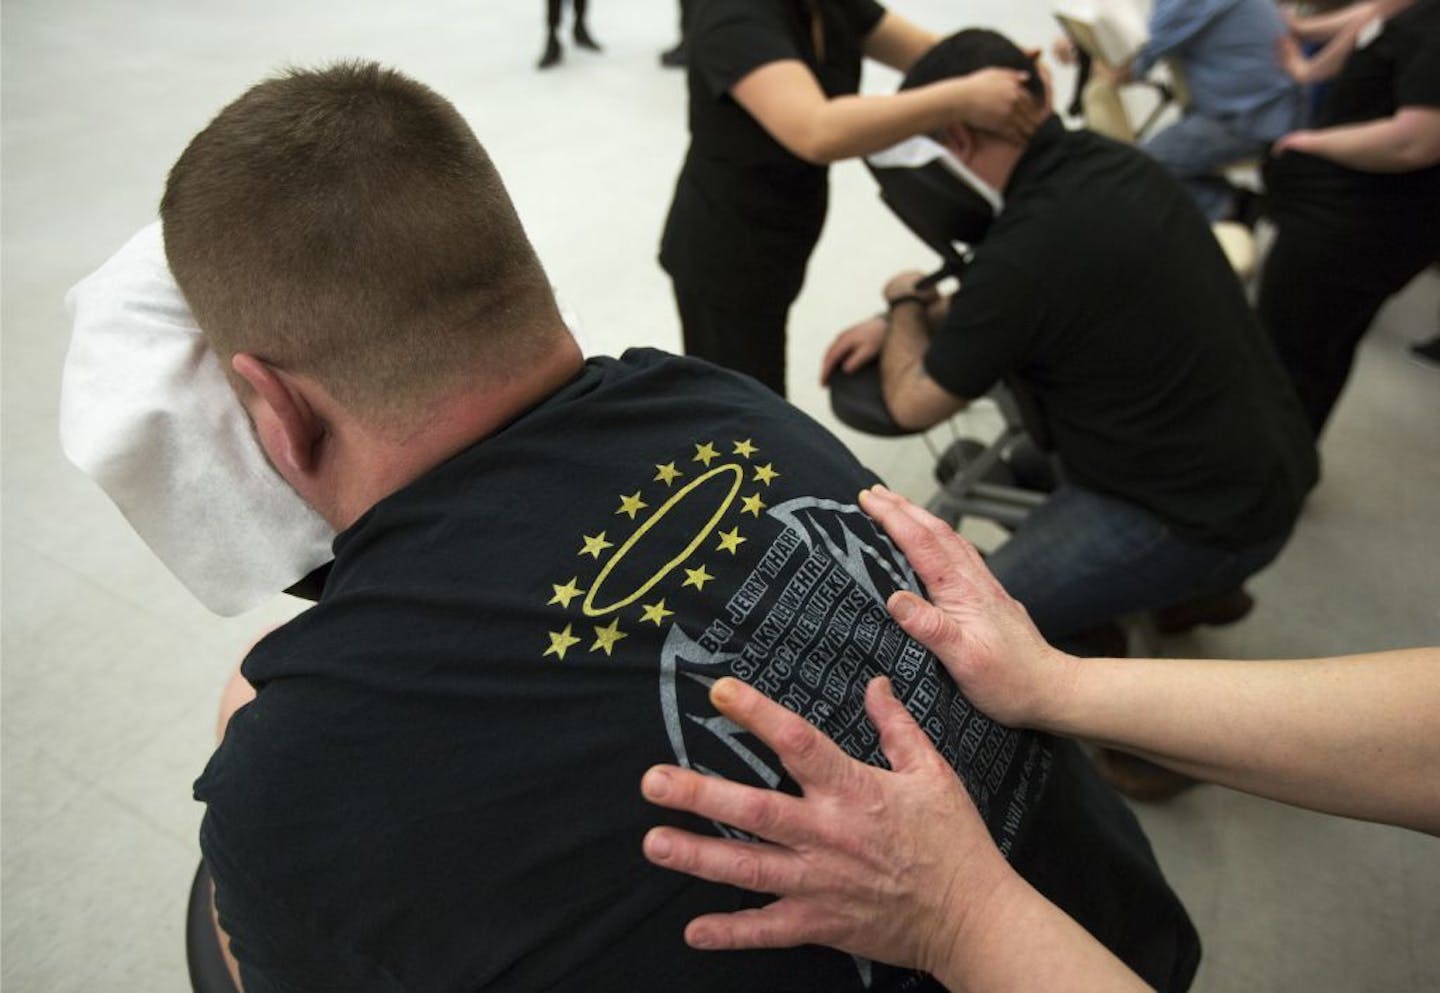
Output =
[{"x1": 60, "y1": 223, "x2": 335, "y2": 616}]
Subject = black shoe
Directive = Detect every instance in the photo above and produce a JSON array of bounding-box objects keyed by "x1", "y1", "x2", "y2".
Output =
[
  {"x1": 1230, "y1": 188, "x2": 1266, "y2": 229},
  {"x1": 1062, "y1": 621, "x2": 1129, "y2": 659},
  {"x1": 573, "y1": 22, "x2": 602, "y2": 51},
  {"x1": 1094, "y1": 748, "x2": 1200, "y2": 802},
  {"x1": 1154, "y1": 587, "x2": 1255, "y2": 635},
  {"x1": 660, "y1": 41, "x2": 687, "y2": 68},
  {"x1": 538, "y1": 34, "x2": 562, "y2": 69},
  {"x1": 1409, "y1": 334, "x2": 1440, "y2": 370}
]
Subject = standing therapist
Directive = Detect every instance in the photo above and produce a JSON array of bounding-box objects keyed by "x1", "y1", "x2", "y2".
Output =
[{"x1": 659, "y1": 0, "x2": 1043, "y2": 396}]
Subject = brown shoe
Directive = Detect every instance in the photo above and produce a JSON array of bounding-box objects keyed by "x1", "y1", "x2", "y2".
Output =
[
  {"x1": 1154, "y1": 587, "x2": 1255, "y2": 635},
  {"x1": 1094, "y1": 748, "x2": 1199, "y2": 802}
]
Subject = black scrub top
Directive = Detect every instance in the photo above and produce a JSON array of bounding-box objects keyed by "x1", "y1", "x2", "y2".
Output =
[
  {"x1": 660, "y1": 0, "x2": 886, "y2": 307},
  {"x1": 1264, "y1": 0, "x2": 1440, "y2": 246}
]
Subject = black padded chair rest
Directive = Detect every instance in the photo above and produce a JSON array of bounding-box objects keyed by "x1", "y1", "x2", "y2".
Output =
[
  {"x1": 187, "y1": 861, "x2": 239, "y2": 993},
  {"x1": 827, "y1": 360, "x2": 920, "y2": 438}
]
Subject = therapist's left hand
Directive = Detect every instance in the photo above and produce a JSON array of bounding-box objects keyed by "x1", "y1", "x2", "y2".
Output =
[{"x1": 640, "y1": 676, "x2": 1015, "y2": 977}]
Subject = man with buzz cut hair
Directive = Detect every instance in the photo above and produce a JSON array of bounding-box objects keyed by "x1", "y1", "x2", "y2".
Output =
[
  {"x1": 164, "y1": 61, "x2": 1199, "y2": 992},
  {"x1": 824, "y1": 29, "x2": 1318, "y2": 772}
]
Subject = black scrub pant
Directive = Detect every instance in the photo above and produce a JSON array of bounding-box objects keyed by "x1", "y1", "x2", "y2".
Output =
[
  {"x1": 546, "y1": 0, "x2": 588, "y2": 30},
  {"x1": 674, "y1": 285, "x2": 789, "y2": 396},
  {"x1": 1259, "y1": 226, "x2": 1439, "y2": 437}
]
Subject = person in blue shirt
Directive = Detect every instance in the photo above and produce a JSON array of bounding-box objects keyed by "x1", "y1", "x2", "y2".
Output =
[{"x1": 1103, "y1": 0, "x2": 1304, "y2": 220}]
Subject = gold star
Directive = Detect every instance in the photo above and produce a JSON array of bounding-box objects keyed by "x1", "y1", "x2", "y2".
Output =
[
  {"x1": 716, "y1": 527, "x2": 747, "y2": 555},
  {"x1": 590, "y1": 618, "x2": 628, "y2": 656},
  {"x1": 544, "y1": 624, "x2": 582, "y2": 661},
  {"x1": 732, "y1": 439, "x2": 758, "y2": 458},
  {"x1": 753, "y1": 463, "x2": 780, "y2": 486},
  {"x1": 683, "y1": 564, "x2": 715, "y2": 591},
  {"x1": 693, "y1": 442, "x2": 720, "y2": 466},
  {"x1": 740, "y1": 493, "x2": 767, "y2": 517},
  {"x1": 655, "y1": 462, "x2": 684, "y2": 486},
  {"x1": 579, "y1": 532, "x2": 614, "y2": 559},
  {"x1": 616, "y1": 492, "x2": 648, "y2": 520},
  {"x1": 548, "y1": 577, "x2": 586, "y2": 609},
  {"x1": 640, "y1": 599, "x2": 675, "y2": 627}
]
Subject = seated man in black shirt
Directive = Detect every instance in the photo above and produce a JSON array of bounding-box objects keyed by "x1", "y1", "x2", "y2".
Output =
[
  {"x1": 163, "y1": 62, "x2": 1201, "y2": 992},
  {"x1": 825, "y1": 30, "x2": 1318, "y2": 654}
]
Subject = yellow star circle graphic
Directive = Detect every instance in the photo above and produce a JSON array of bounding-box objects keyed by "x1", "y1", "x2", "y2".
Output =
[
  {"x1": 683, "y1": 564, "x2": 715, "y2": 590},
  {"x1": 544, "y1": 624, "x2": 582, "y2": 661},
  {"x1": 590, "y1": 618, "x2": 628, "y2": 656},
  {"x1": 548, "y1": 577, "x2": 586, "y2": 609}
]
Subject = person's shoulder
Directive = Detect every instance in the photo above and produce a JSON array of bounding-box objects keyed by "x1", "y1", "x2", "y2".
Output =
[{"x1": 693, "y1": 0, "x2": 785, "y2": 34}]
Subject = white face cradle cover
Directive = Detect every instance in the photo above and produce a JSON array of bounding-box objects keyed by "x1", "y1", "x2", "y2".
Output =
[
  {"x1": 60, "y1": 223, "x2": 336, "y2": 616},
  {"x1": 866, "y1": 135, "x2": 1005, "y2": 214}
]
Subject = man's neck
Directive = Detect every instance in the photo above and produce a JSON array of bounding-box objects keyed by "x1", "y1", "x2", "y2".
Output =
[{"x1": 325, "y1": 335, "x2": 586, "y2": 531}]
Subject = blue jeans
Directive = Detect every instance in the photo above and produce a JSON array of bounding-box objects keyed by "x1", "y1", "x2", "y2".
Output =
[
  {"x1": 1141, "y1": 113, "x2": 1266, "y2": 221},
  {"x1": 987, "y1": 484, "x2": 1290, "y2": 643}
]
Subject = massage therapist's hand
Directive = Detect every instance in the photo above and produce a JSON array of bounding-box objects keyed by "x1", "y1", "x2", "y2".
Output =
[
  {"x1": 1272, "y1": 129, "x2": 1320, "y2": 157},
  {"x1": 640, "y1": 676, "x2": 1013, "y2": 978},
  {"x1": 821, "y1": 314, "x2": 888, "y2": 384},
  {"x1": 858, "y1": 486, "x2": 1080, "y2": 730},
  {"x1": 949, "y1": 68, "x2": 1047, "y2": 144}
]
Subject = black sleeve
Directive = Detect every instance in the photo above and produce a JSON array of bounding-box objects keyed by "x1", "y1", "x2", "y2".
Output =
[
  {"x1": 1395, "y1": 15, "x2": 1440, "y2": 108},
  {"x1": 691, "y1": 1, "x2": 801, "y2": 99},
  {"x1": 838, "y1": 0, "x2": 887, "y2": 39},
  {"x1": 923, "y1": 257, "x2": 1044, "y2": 400},
  {"x1": 197, "y1": 744, "x2": 401, "y2": 992}
]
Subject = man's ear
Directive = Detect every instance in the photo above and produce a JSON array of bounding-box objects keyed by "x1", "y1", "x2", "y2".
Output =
[
  {"x1": 231, "y1": 353, "x2": 323, "y2": 476},
  {"x1": 940, "y1": 122, "x2": 979, "y2": 162}
]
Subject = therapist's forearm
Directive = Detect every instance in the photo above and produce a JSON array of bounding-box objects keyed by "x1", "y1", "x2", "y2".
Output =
[
  {"x1": 1283, "y1": 111, "x2": 1440, "y2": 172},
  {"x1": 1288, "y1": 2, "x2": 1376, "y2": 42},
  {"x1": 801, "y1": 78, "x2": 989, "y2": 164},
  {"x1": 929, "y1": 869, "x2": 1151, "y2": 993},
  {"x1": 1044, "y1": 650, "x2": 1440, "y2": 834}
]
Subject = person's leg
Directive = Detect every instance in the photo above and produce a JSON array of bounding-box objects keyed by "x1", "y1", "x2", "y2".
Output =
[
  {"x1": 572, "y1": 0, "x2": 601, "y2": 51},
  {"x1": 1141, "y1": 113, "x2": 1262, "y2": 222},
  {"x1": 1258, "y1": 229, "x2": 1435, "y2": 436},
  {"x1": 661, "y1": 0, "x2": 693, "y2": 67},
  {"x1": 986, "y1": 484, "x2": 1283, "y2": 644},
  {"x1": 538, "y1": 0, "x2": 564, "y2": 69},
  {"x1": 673, "y1": 284, "x2": 788, "y2": 396}
]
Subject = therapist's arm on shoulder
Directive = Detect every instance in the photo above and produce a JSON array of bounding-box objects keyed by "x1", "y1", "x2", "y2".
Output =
[
  {"x1": 1286, "y1": 1, "x2": 1379, "y2": 43},
  {"x1": 640, "y1": 676, "x2": 1149, "y2": 993},
  {"x1": 862, "y1": 487, "x2": 1440, "y2": 836},
  {"x1": 862, "y1": 11, "x2": 938, "y2": 73},
  {"x1": 877, "y1": 271, "x2": 969, "y2": 430},
  {"x1": 730, "y1": 61, "x2": 1042, "y2": 165},
  {"x1": 1274, "y1": 106, "x2": 1440, "y2": 172}
]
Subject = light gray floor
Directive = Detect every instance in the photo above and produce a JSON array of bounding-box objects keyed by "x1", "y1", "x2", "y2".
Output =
[{"x1": 2, "y1": 1, "x2": 1437, "y2": 990}]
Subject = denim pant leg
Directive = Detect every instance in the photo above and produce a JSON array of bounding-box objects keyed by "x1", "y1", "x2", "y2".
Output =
[
  {"x1": 1141, "y1": 113, "x2": 1264, "y2": 221},
  {"x1": 987, "y1": 484, "x2": 1288, "y2": 643}
]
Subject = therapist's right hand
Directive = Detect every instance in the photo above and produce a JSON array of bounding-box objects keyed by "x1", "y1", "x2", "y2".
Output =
[
  {"x1": 949, "y1": 68, "x2": 1046, "y2": 144},
  {"x1": 858, "y1": 486, "x2": 1080, "y2": 730}
]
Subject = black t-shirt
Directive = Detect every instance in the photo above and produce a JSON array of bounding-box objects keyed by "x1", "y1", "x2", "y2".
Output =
[
  {"x1": 659, "y1": 0, "x2": 886, "y2": 305},
  {"x1": 196, "y1": 350, "x2": 1199, "y2": 993},
  {"x1": 1264, "y1": 0, "x2": 1440, "y2": 247},
  {"x1": 924, "y1": 120, "x2": 1317, "y2": 550}
]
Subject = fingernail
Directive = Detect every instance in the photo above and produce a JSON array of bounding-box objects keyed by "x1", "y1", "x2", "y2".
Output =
[
  {"x1": 689, "y1": 928, "x2": 715, "y2": 949},
  {"x1": 711, "y1": 678, "x2": 738, "y2": 706},
  {"x1": 644, "y1": 769, "x2": 672, "y2": 799},
  {"x1": 647, "y1": 831, "x2": 673, "y2": 859},
  {"x1": 889, "y1": 592, "x2": 917, "y2": 622}
]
